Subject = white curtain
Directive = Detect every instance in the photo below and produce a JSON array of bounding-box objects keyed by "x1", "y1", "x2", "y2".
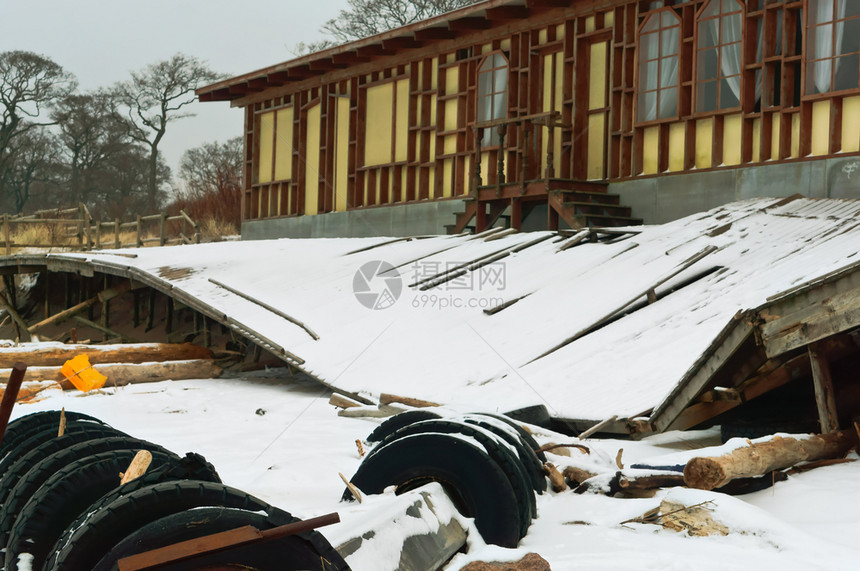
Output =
[
  {"x1": 812, "y1": 0, "x2": 847, "y2": 94},
  {"x1": 643, "y1": 28, "x2": 660, "y2": 120},
  {"x1": 659, "y1": 27, "x2": 679, "y2": 118},
  {"x1": 721, "y1": 12, "x2": 743, "y2": 102}
]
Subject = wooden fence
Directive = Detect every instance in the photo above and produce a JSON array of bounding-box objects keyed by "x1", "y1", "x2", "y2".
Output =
[{"x1": 0, "y1": 204, "x2": 201, "y2": 255}]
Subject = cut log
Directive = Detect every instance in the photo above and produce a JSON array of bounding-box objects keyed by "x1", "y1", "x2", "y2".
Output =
[
  {"x1": 328, "y1": 393, "x2": 362, "y2": 409},
  {"x1": 617, "y1": 473, "x2": 685, "y2": 490},
  {"x1": 0, "y1": 359, "x2": 222, "y2": 388},
  {"x1": 379, "y1": 393, "x2": 440, "y2": 408},
  {"x1": 0, "y1": 342, "x2": 212, "y2": 368},
  {"x1": 542, "y1": 462, "x2": 567, "y2": 492},
  {"x1": 119, "y1": 450, "x2": 152, "y2": 485},
  {"x1": 684, "y1": 431, "x2": 858, "y2": 490},
  {"x1": 562, "y1": 466, "x2": 597, "y2": 486}
]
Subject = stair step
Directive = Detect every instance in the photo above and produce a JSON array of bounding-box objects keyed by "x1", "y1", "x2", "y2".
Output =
[
  {"x1": 554, "y1": 190, "x2": 620, "y2": 205},
  {"x1": 563, "y1": 201, "x2": 631, "y2": 217},
  {"x1": 583, "y1": 214, "x2": 643, "y2": 227},
  {"x1": 547, "y1": 179, "x2": 609, "y2": 193}
]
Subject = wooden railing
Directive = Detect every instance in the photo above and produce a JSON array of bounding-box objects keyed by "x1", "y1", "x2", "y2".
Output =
[
  {"x1": 0, "y1": 204, "x2": 200, "y2": 255},
  {"x1": 472, "y1": 111, "x2": 568, "y2": 196}
]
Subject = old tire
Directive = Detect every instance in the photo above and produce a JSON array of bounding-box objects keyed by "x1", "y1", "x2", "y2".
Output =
[
  {"x1": 0, "y1": 436, "x2": 174, "y2": 550},
  {"x1": 462, "y1": 414, "x2": 546, "y2": 493},
  {"x1": 0, "y1": 410, "x2": 106, "y2": 459},
  {"x1": 91, "y1": 506, "x2": 348, "y2": 571},
  {"x1": 48, "y1": 480, "x2": 332, "y2": 571},
  {"x1": 369, "y1": 418, "x2": 535, "y2": 535},
  {"x1": 0, "y1": 423, "x2": 125, "y2": 509},
  {"x1": 365, "y1": 409, "x2": 442, "y2": 443},
  {"x1": 5, "y1": 448, "x2": 181, "y2": 571},
  {"x1": 344, "y1": 432, "x2": 522, "y2": 547}
]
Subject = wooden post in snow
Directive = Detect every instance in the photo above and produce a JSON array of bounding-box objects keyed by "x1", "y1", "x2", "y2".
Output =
[{"x1": 808, "y1": 341, "x2": 840, "y2": 433}]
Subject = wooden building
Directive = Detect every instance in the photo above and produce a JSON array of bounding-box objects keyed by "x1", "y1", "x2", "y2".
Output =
[{"x1": 198, "y1": 0, "x2": 860, "y2": 238}]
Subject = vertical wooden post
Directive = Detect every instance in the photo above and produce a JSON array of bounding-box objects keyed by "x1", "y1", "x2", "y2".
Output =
[
  {"x1": 165, "y1": 297, "x2": 174, "y2": 334},
  {"x1": 473, "y1": 128, "x2": 483, "y2": 196},
  {"x1": 202, "y1": 316, "x2": 211, "y2": 348},
  {"x1": 146, "y1": 289, "x2": 155, "y2": 331},
  {"x1": 0, "y1": 364, "x2": 27, "y2": 446},
  {"x1": 545, "y1": 116, "x2": 556, "y2": 180},
  {"x1": 44, "y1": 271, "x2": 50, "y2": 319},
  {"x1": 475, "y1": 202, "x2": 487, "y2": 233},
  {"x1": 114, "y1": 219, "x2": 120, "y2": 248},
  {"x1": 2, "y1": 214, "x2": 9, "y2": 256},
  {"x1": 510, "y1": 198, "x2": 522, "y2": 230},
  {"x1": 95, "y1": 221, "x2": 101, "y2": 250},
  {"x1": 101, "y1": 275, "x2": 110, "y2": 330},
  {"x1": 159, "y1": 213, "x2": 166, "y2": 247},
  {"x1": 136, "y1": 215, "x2": 143, "y2": 248},
  {"x1": 808, "y1": 341, "x2": 840, "y2": 434}
]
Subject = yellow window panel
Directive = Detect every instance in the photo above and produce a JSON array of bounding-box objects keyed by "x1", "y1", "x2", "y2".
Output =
[
  {"x1": 335, "y1": 97, "x2": 350, "y2": 212},
  {"x1": 771, "y1": 115, "x2": 781, "y2": 160},
  {"x1": 274, "y1": 107, "x2": 293, "y2": 181},
  {"x1": 643, "y1": 126, "x2": 660, "y2": 174},
  {"x1": 588, "y1": 115, "x2": 606, "y2": 180},
  {"x1": 811, "y1": 100, "x2": 831, "y2": 156},
  {"x1": 365, "y1": 83, "x2": 394, "y2": 166},
  {"x1": 258, "y1": 112, "x2": 274, "y2": 184},
  {"x1": 444, "y1": 99, "x2": 458, "y2": 132},
  {"x1": 723, "y1": 114, "x2": 742, "y2": 166},
  {"x1": 752, "y1": 117, "x2": 762, "y2": 163},
  {"x1": 431, "y1": 58, "x2": 438, "y2": 89},
  {"x1": 445, "y1": 66, "x2": 459, "y2": 95},
  {"x1": 843, "y1": 96, "x2": 860, "y2": 153},
  {"x1": 791, "y1": 113, "x2": 800, "y2": 158},
  {"x1": 669, "y1": 122, "x2": 685, "y2": 172},
  {"x1": 395, "y1": 79, "x2": 410, "y2": 163},
  {"x1": 696, "y1": 118, "x2": 714, "y2": 169},
  {"x1": 304, "y1": 103, "x2": 321, "y2": 215},
  {"x1": 589, "y1": 42, "x2": 608, "y2": 111}
]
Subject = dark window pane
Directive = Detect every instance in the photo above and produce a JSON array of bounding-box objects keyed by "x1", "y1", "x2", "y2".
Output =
[
  {"x1": 720, "y1": 78, "x2": 740, "y2": 108},
  {"x1": 494, "y1": 68, "x2": 507, "y2": 93},
  {"x1": 698, "y1": 48, "x2": 719, "y2": 81},
  {"x1": 478, "y1": 73, "x2": 490, "y2": 97},
  {"x1": 663, "y1": 56, "x2": 679, "y2": 86},
  {"x1": 838, "y1": 18, "x2": 860, "y2": 56},
  {"x1": 834, "y1": 53, "x2": 860, "y2": 90},
  {"x1": 658, "y1": 87, "x2": 677, "y2": 118},
  {"x1": 639, "y1": 91, "x2": 657, "y2": 121},
  {"x1": 839, "y1": 0, "x2": 860, "y2": 19},
  {"x1": 807, "y1": 60, "x2": 832, "y2": 93},
  {"x1": 699, "y1": 18, "x2": 718, "y2": 49},
  {"x1": 661, "y1": 28, "x2": 679, "y2": 56},
  {"x1": 697, "y1": 81, "x2": 717, "y2": 112}
]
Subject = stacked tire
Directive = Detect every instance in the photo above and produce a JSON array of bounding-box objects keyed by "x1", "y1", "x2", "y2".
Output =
[
  {"x1": 0, "y1": 410, "x2": 347, "y2": 571},
  {"x1": 343, "y1": 410, "x2": 547, "y2": 548}
]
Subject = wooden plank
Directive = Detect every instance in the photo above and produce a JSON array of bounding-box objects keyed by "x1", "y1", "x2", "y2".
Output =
[
  {"x1": 808, "y1": 341, "x2": 840, "y2": 433},
  {"x1": 757, "y1": 268, "x2": 860, "y2": 358},
  {"x1": 28, "y1": 281, "x2": 131, "y2": 333},
  {"x1": 0, "y1": 342, "x2": 211, "y2": 368},
  {"x1": 651, "y1": 318, "x2": 754, "y2": 433}
]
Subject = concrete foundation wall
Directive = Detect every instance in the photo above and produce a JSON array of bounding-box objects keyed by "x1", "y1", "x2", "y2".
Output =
[
  {"x1": 242, "y1": 199, "x2": 468, "y2": 239},
  {"x1": 613, "y1": 157, "x2": 860, "y2": 225}
]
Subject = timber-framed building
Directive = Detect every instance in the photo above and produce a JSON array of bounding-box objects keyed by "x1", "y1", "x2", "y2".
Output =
[{"x1": 198, "y1": 0, "x2": 860, "y2": 238}]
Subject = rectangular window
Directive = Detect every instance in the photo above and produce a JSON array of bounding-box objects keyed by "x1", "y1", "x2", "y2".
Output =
[
  {"x1": 255, "y1": 107, "x2": 293, "y2": 184},
  {"x1": 806, "y1": 0, "x2": 860, "y2": 95},
  {"x1": 364, "y1": 78, "x2": 410, "y2": 166},
  {"x1": 637, "y1": 9, "x2": 681, "y2": 122}
]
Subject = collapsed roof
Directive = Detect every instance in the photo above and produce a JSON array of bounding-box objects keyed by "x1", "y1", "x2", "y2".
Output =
[{"x1": 3, "y1": 197, "x2": 860, "y2": 434}]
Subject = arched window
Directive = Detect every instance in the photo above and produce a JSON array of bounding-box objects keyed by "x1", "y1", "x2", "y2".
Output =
[
  {"x1": 477, "y1": 53, "x2": 508, "y2": 146},
  {"x1": 637, "y1": 9, "x2": 681, "y2": 122},
  {"x1": 696, "y1": 0, "x2": 744, "y2": 112},
  {"x1": 806, "y1": 0, "x2": 860, "y2": 95}
]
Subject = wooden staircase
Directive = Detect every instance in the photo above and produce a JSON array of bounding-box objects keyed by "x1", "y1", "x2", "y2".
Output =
[{"x1": 447, "y1": 180, "x2": 642, "y2": 234}]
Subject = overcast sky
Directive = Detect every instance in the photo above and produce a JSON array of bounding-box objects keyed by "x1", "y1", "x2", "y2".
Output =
[{"x1": 0, "y1": 0, "x2": 346, "y2": 181}]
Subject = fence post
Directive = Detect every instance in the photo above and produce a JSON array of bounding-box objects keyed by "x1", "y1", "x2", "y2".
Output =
[
  {"x1": 159, "y1": 213, "x2": 166, "y2": 247},
  {"x1": 114, "y1": 219, "x2": 120, "y2": 249},
  {"x1": 136, "y1": 215, "x2": 142, "y2": 248},
  {"x1": 95, "y1": 220, "x2": 101, "y2": 250},
  {"x1": 2, "y1": 215, "x2": 9, "y2": 256}
]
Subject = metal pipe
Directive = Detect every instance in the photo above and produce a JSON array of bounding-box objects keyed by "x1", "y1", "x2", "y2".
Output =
[{"x1": 0, "y1": 363, "x2": 27, "y2": 446}]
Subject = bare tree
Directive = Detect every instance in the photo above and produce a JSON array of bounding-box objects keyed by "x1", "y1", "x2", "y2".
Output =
[
  {"x1": 0, "y1": 51, "x2": 76, "y2": 211},
  {"x1": 294, "y1": 0, "x2": 479, "y2": 53},
  {"x1": 52, "y1": 91, "x2": 127, "y2": 205},
  {"x1": 172, "y1": 137, "x2": 242, "y2": 227},
  {"x1": 112, "y1": 54, "x2": 221, "y2": 212},
  {"x1": 2, "y1": 128, "x2": 61, "y2": 213}
]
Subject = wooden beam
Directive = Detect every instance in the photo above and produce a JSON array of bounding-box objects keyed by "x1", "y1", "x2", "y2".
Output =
[
  {"x1": 414, "y1": 27, "x2": 457, "y2": 41},
  {"x1": 808, "y1": 341, "x2": 840, "y2": 433},
  {"x1": 448, "y1": 17, "x2": 492, "y2": 31},
  {"x1": 28, "y1": 281, "x2": 131, "y2": 334},
  {"x1": 485, "y1": 6, "x2": 530, "y2": 21},
  {"x1": 382, "y1": 37, "x2": 422, "y2": 50}
]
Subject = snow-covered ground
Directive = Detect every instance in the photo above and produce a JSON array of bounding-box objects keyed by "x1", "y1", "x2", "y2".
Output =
[{"x1": 9, "y1": 371, "x2": 859, "y2": 570}]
